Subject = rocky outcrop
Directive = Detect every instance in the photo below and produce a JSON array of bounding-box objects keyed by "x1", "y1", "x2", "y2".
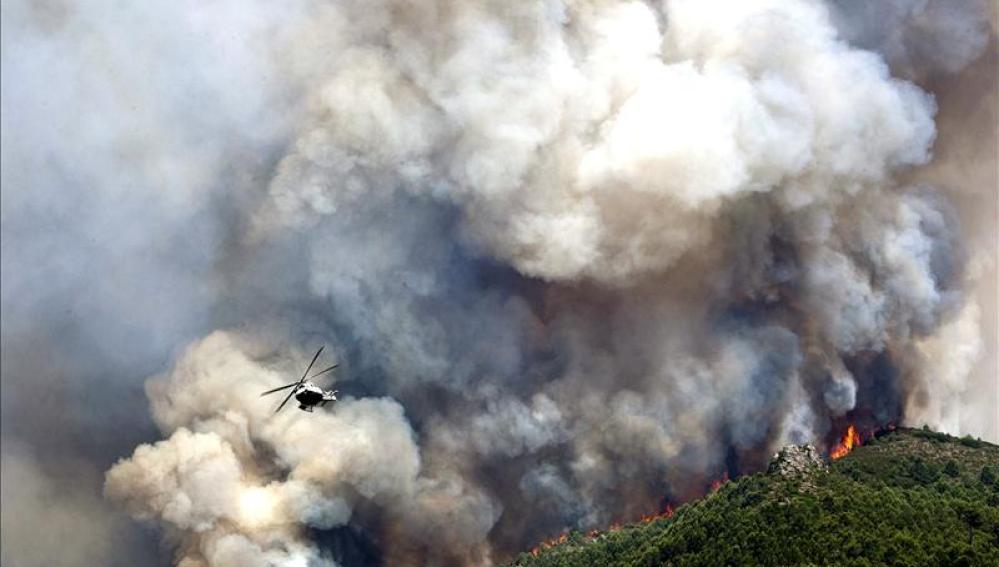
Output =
[{"x1": 767, "y1": 444, "x2": 826, "y2": 479}]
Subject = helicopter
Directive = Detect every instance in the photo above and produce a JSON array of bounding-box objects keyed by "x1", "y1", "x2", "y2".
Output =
[{"x1": 260, "y1": 346, "x2": 339, "y2": 413}]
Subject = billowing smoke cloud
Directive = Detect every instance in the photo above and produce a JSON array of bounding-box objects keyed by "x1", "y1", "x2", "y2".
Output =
[
  {"x1": 828, "y1": 0, "x2": 992, "y2": 79},
  {"x1": 3, "y1": 0, "x2": 995, "y2": 565}
]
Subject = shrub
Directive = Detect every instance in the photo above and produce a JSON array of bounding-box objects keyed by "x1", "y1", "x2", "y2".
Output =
[{"x1": 943, "y1": 460, "x2": 961, "y2": 478}]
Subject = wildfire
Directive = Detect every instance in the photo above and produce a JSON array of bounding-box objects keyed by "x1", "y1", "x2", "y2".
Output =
[
  {"x1": 525, "y1": 421, "x2": 899, "y2": 559},
  {"x1": 829, "y1": 424, "x2": 863, "y2": 460},
  {"x1": 640, "y1": 504, "x2": 674, "y2": 524},
  {"x1": 709, "y1": 473, "x2": 729, "y2": 492},
  {"x1": 527, "y1": 504, "x2": 675, "y2": 556},
  {"x1": 529, "y1": 532, "x2": 569, "y2": 556}
]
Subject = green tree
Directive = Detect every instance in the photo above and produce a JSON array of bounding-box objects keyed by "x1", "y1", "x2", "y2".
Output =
[
  {"x1": 953, "y1": 502, "x2": 982, "y2": 546},
  {"x1": 943, "y1": 460, "x2": 960, "y2": 478},
  {"x1": 979, "y1": 465, "x2": 996, "y2": 487}
]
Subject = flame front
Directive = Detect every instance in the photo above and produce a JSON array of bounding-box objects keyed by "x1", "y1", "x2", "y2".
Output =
[
  {"x1": 830, "y1": 425, "x2": 863, "y2": 460},
  {"x1": 528, "y1": 503, "x2": 675, "y2": 556},
  {"x1": 710, "y1": 474, "x2": 729, "y2": 492},
  {"x1": 640, "y1": 504, "x2": 675, "y2": 524},
  {"x1": 529, "y1": 533, "x2": 570, "y2": 556}
]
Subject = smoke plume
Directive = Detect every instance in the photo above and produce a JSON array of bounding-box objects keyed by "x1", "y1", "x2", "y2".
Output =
[{"x1": 2, "y1": 0, "x2": 995, "y2": 565}]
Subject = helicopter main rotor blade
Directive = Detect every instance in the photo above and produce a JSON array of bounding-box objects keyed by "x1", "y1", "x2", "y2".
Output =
[
  {"x1": 300, "y1": 346, "x2": 324, "y2": 383},
  {"x1": 275, "y1": 387, "x2": 298, "y2": 413},
  {"x1": 272, "y1": 346, "x2": 324, "y2": 414},
  {"x1": 260, "y1": 382, "x2": 299, "y2": 397},
  {"x1": 309, "y1": 364, "x2": 338, "y2": 379}
]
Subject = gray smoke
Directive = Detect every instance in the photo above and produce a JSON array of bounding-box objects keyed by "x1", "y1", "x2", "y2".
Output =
[
  {"x1": 2, "y1": 0, "x2": 995, "y2": 566},
  {"x1": 828, "y1": 0, "x2": 992, "y2": 79}
]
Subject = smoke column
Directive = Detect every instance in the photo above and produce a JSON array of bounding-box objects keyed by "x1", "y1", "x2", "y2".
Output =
[{"x1": 2, "y1": 0, "x2": 995, "y2": 565}]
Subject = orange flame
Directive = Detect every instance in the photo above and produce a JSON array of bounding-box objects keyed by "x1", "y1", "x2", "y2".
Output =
[
  {"x1": 710, "y1": 473, "x2": 729, "y2": 492},
  {"x1": 830, "y1": 424, "x2": 863, "y2": 460},
  {"x1": 528, "y1": 532, "x2": 569, "y2": 556},
  {"x1": 640, "y1": 504, "x2": 674, "y2": 524},
  {"x1": 527, "y1": 499, "x2": 680, "y2": 555}
]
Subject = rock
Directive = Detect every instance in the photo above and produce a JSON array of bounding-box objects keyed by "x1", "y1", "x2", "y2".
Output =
[{"x1": 767, "y1": 444, "x2": 826, "y2": 479}]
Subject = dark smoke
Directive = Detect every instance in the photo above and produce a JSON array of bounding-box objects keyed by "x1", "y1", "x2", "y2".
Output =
[{"x1": 2, "y1": 1, "x2": 995, "y2": 566}]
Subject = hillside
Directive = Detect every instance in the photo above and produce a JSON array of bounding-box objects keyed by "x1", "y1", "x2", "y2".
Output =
[{"x1": 510, "y1": 428, "x2": 999, "y2": 567}]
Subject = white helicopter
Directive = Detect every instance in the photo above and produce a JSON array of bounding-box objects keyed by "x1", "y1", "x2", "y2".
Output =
[{"x1": 261, "y1": 346, "x2": 338, "y2": 413}]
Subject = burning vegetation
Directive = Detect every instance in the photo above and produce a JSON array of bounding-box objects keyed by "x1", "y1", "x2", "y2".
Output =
[
  {"x1": 511, "y1": 428, "x2": 999, "y2": 566},
  {"x1": 830, "y1": 423, "x2": 899, "y2": 460},
  {"x1": 529, "y1": 503, "x2": 677, "y2": 557},
  {"x1": 830, "y1": 425, "x2": 864, "y2": 460}
]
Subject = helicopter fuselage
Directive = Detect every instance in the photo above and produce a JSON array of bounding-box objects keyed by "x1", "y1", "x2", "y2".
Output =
[
  {"x1": 294, "y1": 381, "x2": 337, "y2": 411},
  {"x1": 260, "y1": 346, "x2": 338, "y2": 414}
]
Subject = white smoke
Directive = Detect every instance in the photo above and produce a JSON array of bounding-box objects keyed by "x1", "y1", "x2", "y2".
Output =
[
  {"x1": 107, "y1": 331, "x2": 501, "y2": 565},
  {"x1": 265, "y1": 0, "x2": 938, "y2": 285},
  {"x1": 105, "y1": 0, "x2": 991, "y2": 558}
]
